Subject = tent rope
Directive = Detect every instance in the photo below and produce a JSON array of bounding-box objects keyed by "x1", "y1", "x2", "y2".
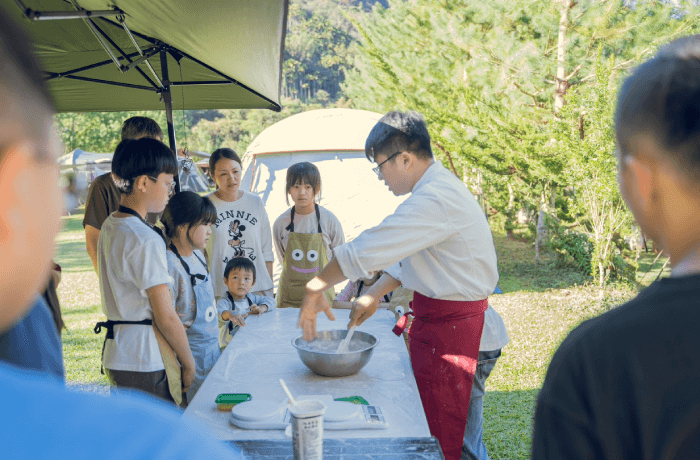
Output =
[{"x1": 178, "y1": 60, "x2": 192, "y2": 173}]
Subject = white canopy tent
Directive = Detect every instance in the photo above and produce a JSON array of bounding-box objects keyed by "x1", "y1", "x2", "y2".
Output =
[
  {"x1": 58, "y1": 149, "x2": 212, "y2": 193},
  {"x1": 241, "y1": 108, "x2": 406, "y2": 287},
  {"x1": 58, "y1": 149, "x2": 113, "y2": 169}
]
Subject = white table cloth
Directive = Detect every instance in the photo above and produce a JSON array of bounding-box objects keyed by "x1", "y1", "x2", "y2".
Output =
[{"x1": 183, "y1": 308, "x2": 431, "y2": 440}]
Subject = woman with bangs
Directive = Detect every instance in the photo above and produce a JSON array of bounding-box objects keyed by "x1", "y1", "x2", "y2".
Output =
[{"x1": 205, "y1": 148, "x2": 275, "y2": 299}]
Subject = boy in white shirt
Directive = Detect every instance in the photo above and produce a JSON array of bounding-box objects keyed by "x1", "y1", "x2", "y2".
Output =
[
  {"x1": 217, "y1": 257, "x2": 276, "y2": 347},
  {"x1": 96, "y1": 138, "x2": 195, "y2": 403}
]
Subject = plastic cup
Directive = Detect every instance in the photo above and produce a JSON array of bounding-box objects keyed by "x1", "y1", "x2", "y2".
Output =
[{"x1": 289, "y1": 400, "x2": 326, "y2": 460}]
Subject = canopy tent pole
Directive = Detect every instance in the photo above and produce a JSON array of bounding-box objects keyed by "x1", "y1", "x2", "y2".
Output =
[{"x1": 159, "y1": 49, "x2": 180, "y2": 193}]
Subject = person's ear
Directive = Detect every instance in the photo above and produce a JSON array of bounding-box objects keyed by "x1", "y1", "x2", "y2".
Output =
[
  {"x1": 400, "y1": 151, "x2": 412, "y2": 171},
  {"x1": 134, "y1": 175, "x2": 149, "y2": 193},
  {"x1": 623, "y1": 154, "x2": 654, "y2": 210},
  {"x1": 0, "y1": 142, "x2": 33, "y2": 245}
]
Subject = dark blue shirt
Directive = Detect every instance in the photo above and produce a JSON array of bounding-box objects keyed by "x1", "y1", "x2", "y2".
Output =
[{"x1": 0, "y1": 297, "x2": 64, "y2": 379}]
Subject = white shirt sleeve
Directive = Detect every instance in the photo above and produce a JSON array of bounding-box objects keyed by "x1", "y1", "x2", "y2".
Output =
[
  {"x1": 383, "y1": 262, "x2": 402, "y2": 283},
  {"x1": 258, "y1": 198, "x2": 275, "y2": 263},
  {"x1": 333, "y1": 191, "x2": 454, "y2": 281},
  {"x1": 272, "y1": 213, "x2": 287, "y2": 264}
]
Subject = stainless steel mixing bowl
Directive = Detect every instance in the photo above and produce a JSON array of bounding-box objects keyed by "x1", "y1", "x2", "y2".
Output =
[{"x1": 292, "y1": 330, "x2": 380, "y2": 377}]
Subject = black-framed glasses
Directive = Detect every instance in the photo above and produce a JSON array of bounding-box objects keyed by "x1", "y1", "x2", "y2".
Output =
[
  {"x1": 147, "y1": 176, "x2": 177, "y2": 195},
  {"x1": 372, "y1": 151, "x2": 401, "y2": 177}
]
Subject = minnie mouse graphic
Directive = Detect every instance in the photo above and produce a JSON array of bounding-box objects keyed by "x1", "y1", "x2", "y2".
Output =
[{"x1": 228, "y1": 219, "x2": 246, "y2": 257}]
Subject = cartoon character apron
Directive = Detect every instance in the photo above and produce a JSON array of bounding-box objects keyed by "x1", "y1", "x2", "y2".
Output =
[
  {"x1": 395, "y1": 291, "x2": 487, "y2": 460},
  {"x1": 94, "y1": 206, "x2": 185, "y2": 405},
  {"x1": 169, "y1": 245, "x2": 220, "y2": 403},
  {"x1": 276, "y1": 204, "x2": 334, "y2": 308}
]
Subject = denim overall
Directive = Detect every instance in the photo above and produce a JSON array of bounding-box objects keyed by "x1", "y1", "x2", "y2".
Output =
[{"x1": 169, "y1": 245, "x2": 220, "y2": 401}]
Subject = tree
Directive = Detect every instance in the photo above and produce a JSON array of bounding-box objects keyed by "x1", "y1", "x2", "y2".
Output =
[
  {"x1": 343, "y1": 0, "x2": 700, "y2": 266},
  {"x1": 548, "y1": 51, "x2": 631, "y2": 287},
  {"x1": 283, "y1": 3, "x2": 356, "y2": 102}
]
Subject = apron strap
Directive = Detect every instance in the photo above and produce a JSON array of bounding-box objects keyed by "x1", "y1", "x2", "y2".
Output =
[
  {"x1": 314, "y1": 203, "x2": 322, "y2": 233},
  {"x1": 94, "y1": 319, "x2": 153, "y2": 374},
  {"x1": 225, "y1": 293, "x2": 253, "y2": 332},
  {"x1": 392, "y1": 309, "x2": 413, "y2": 336},
  {"x1": 356, "y1": 280, "x2": 365, "y2": 298},
  {"x1": 355, "y1": 279, "x2": 390, "y2": 302},
  {"x1": 118, "y1": 205, "x2": 163, "y2": 238},
  {"x1": 285, "y1": 206, "x2": 295, "y2": 233},
  {"x1": 169, "y1": 244, "x2": 208, "y2": 287},
  {"x1": 284, "y1": 204, "x2": 322, "y2": 234}
]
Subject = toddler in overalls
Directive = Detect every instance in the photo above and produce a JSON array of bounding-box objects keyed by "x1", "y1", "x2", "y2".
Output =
[
  {"x1": 162, "y1": 191, "x2": 219, "y2": 403},
  {"x1": 273, "y1": 162, "x2": 345, "y2": 308},
  {"x1": 217, "y1": 257, "x2": 276, "y2": 348}
]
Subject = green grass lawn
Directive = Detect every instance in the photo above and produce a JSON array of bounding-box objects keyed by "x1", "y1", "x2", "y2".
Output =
[{"x1": 54, "y1": 208, "x2": 668, "y2": 459}]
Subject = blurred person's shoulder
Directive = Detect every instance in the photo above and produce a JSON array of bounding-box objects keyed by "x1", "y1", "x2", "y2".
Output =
[
  {"x1": 0, "y1": 360, "x2": 242, "y2": 459},
  {"x1": 557, "y1": 274, "x2": 700, "y2": 358},
  {"x1": 535, "y1": 274, "x2": 700, "y2": 459}
]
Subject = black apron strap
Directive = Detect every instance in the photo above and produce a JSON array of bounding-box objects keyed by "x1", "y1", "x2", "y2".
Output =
[
  {"x1": 94, "y1": 319, "x2": 153, "y2": 375},
  {"x1": 356, "y1": 281, "x2": 365, "y2": 298},
  {"x1": 285, "y1": 206, "x2": 296, "y2": 233},
  {"x1": 314, "y1": 203, "x2": 322, "y2": 233},
  {"x1": 284, "y1": 204, "x2": 322, "y2": 233},
  {"x1": 225, "y1": 293, "x2": 254, "y2": 333},
  {"x1": 169, "y1": 244, "x2": 207, "y2": 287},
  {"x1": 118, "y1": 205, "x2": 163, "y2": 238}
]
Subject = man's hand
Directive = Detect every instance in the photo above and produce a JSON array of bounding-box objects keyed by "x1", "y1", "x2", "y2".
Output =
[
  {"x1": 349, "y1": 294, "x2": 379, "y2": 328},
  {"x1": 298, "y1": 290, "x2": 335, "y2": 341}
]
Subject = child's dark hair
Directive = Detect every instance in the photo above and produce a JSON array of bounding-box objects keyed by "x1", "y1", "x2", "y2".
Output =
[
  {"x1": 161, "y1": 191, "x2": 217, "y2": 246},
  {"x1": 209, "y1": 148, "x2": 242, "y2": 176},
  {"x1": 365, "y1": 111, "x2": 433, "y2": 162},
  {"x1": 121, "y1": 116, "x2": 163, "y2": 141},
  {"x1": 285, "y1": 162, "x2": 321, "y2": 205},
  {"x1": 615, "y1": 35, "x2": 700, "y2": 182},
  {"x1": 111, "y1": 138, "x2": 178, "y2": 194},
  {"x1": 224, "y1": 257, "x2": 256, "y2": 283}
]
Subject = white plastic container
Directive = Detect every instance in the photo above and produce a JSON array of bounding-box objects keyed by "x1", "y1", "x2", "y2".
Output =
[{"x1": 289, "y1": 400, "x2": 326, "y2": 460}]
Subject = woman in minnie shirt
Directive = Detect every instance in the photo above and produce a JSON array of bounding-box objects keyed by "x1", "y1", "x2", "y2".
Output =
[{"x1": 205, "y1": 148, "x2": 275, "y2": 298}]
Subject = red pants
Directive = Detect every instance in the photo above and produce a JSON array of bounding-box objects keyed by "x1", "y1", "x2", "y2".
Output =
[{"x1": 408, "y1": 292, "x2": 486, "y2": 460}]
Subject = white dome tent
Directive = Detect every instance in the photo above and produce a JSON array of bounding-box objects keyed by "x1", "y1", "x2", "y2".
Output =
[{"x1": 241, "y1": 108, "x2": 408, "y2": 288}]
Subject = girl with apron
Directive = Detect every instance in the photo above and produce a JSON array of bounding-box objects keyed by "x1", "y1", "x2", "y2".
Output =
[
  {"x1": 273, "y1": 162, "x2": 345, "y2": 308},
  {"x1": 168, "y1": 244, "x2": 219, "y2": 403},
  {"x1": 160, "y1": 191, "x2": 220, "y2": 403}
]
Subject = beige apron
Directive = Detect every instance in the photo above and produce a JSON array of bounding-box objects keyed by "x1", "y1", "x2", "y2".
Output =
[
  {"x1": 153, "y1": 325, "x2": 184, "y2": 406},
  {"x1": 276, "y1": 204, "x2": 334, "y2": 308}
]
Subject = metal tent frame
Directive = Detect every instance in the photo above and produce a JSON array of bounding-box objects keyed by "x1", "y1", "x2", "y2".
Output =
[{"x1": 11, "y1": 0, "x2": 286, "y2": 192}]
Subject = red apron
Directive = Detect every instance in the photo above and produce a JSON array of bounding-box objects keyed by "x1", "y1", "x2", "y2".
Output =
[{"x1": 403, "y1": 291, "x2": 487, "y2": 460}]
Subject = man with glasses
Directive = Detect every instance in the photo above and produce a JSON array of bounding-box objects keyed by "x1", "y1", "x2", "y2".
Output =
[
  {"x1": 83, "y1": 116, "x2": 165, "y2": 272},
  {"x1": 298, "y1": 111, "x2": 499, "y2": 460}
]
